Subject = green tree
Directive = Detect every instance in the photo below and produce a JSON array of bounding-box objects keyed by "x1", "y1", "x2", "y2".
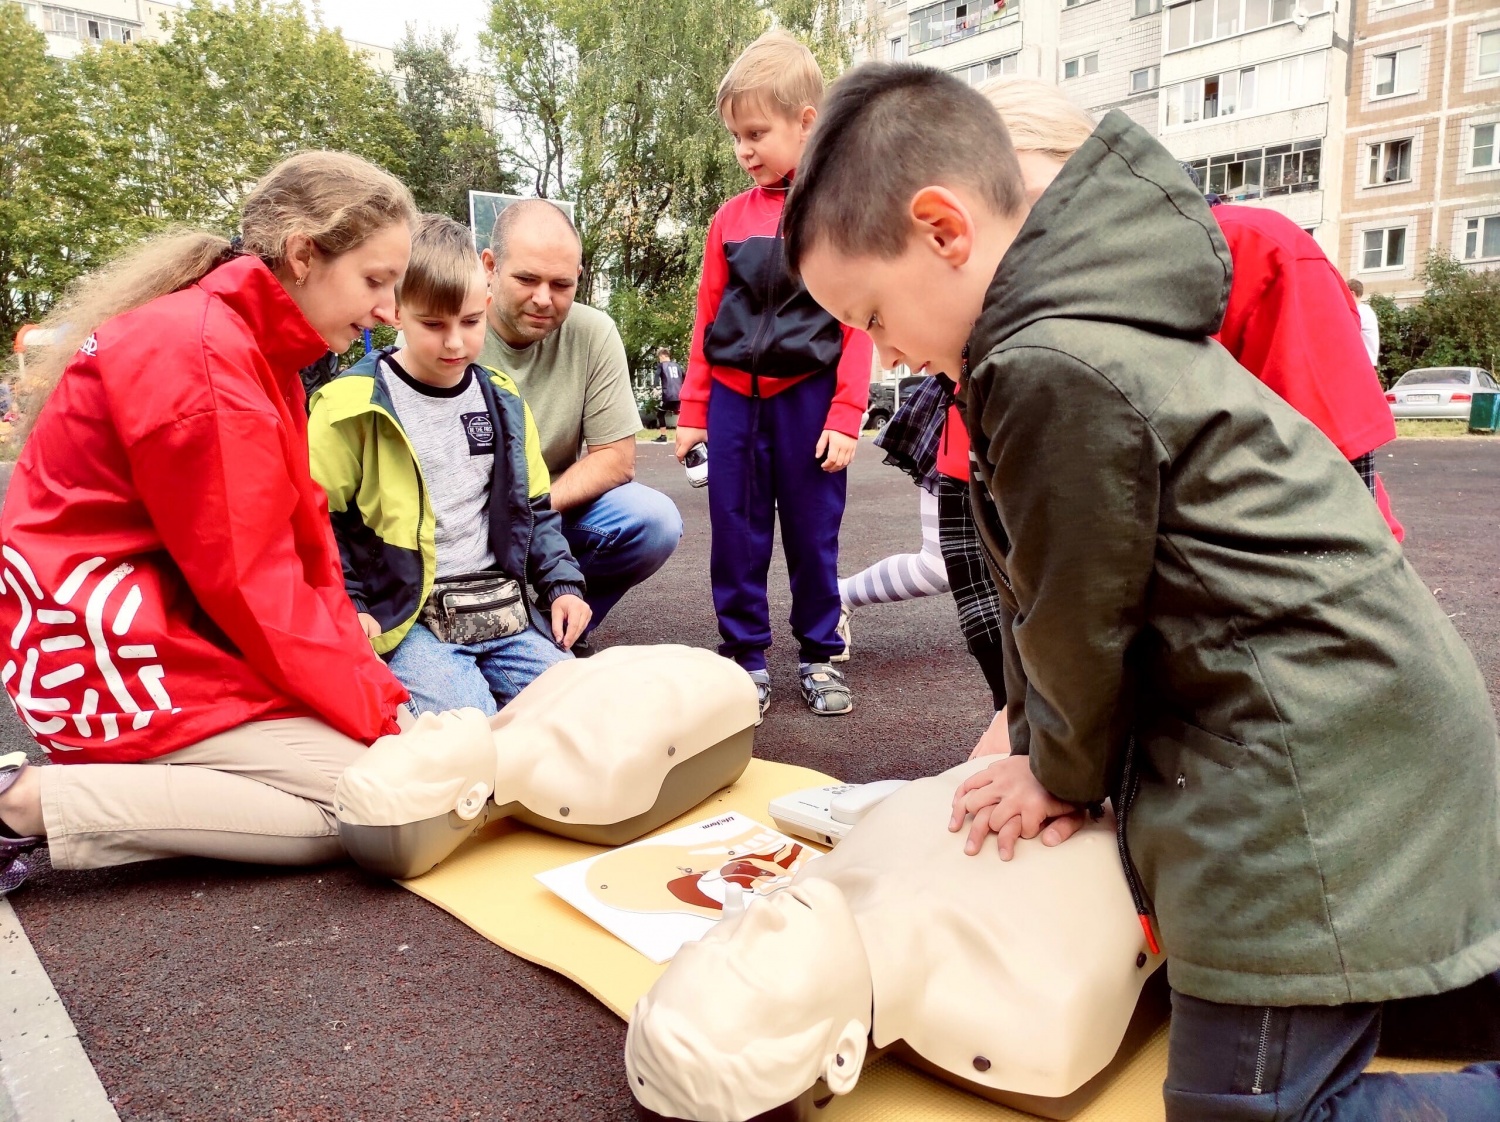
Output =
[
  {"x1": 483, "y1": 0, "x2": 851, "y2": 377},
  {"x1": 0, "y1": 6, "x2": 96, "y2": 346},
  {"x1": 393, "y1": 28, "x2": 518, "y2": 221},
  {"x1": 68, "y1": 0, "x2": 411, "y2": 232},
  {"x1": 1370, "y1": 252, "x2": 1500, "y2": 387}
]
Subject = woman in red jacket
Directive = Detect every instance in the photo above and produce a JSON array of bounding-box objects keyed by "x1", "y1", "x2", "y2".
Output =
[{"x1": 0, "y1": 150, "x2": 416, "y2": 894}]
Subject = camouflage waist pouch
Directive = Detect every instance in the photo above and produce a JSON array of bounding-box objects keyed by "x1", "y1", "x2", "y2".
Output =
[{"x1": 419, "y1": 571, "x2": 528, "y2": 646}]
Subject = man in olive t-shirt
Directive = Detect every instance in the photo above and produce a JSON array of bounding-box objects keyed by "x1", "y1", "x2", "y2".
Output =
[{"x1": 478, "y1": 200, "x2": 682, "y2": 639}]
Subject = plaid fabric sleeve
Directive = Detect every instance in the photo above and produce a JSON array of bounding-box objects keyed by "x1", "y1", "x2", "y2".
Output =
[{"x1": 873, "y1": 376, "x2": 952, "y2": 495}]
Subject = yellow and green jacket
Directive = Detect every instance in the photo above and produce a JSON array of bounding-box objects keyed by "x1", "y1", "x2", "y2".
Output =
[{"x1": 307, "y1": 350, "x2": 585, "y2": 654}]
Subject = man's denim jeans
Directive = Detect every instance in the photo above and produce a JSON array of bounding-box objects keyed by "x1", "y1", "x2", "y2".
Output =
[
  {"x1": 386, "y1": 621, "x2": 570, "y2": 716},
  {"x1": 560, "y1": 481, "x2": 682, "y2": 633},
  {"x1": 1164, "y1": 976, "x2": 1500, "y2": 1121}
]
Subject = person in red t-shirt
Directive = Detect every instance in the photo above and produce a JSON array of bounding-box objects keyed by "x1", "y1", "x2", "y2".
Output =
[{"x1": 0, "y1": 152, "x2": 416, "y2": 895}]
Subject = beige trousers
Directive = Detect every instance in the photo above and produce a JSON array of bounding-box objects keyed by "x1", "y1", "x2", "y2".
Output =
[{"x1": 38, "y1": 717, "x2": 366, "y2": 870}]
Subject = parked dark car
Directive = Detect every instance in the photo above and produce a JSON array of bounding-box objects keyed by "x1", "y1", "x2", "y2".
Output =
[{"x1": 865, "y1": 382, "x2": 895, "y2": 430}]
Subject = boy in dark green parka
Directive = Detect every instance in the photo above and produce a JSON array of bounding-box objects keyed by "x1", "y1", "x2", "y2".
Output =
[{"x1": 784, "y1": 63, "x2": 1500, "y2": 1120}]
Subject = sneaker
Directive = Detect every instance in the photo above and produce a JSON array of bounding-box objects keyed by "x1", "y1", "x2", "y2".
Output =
[
  {"x1": 831, "y1": 608, "x2": 852, "y2": 663},
  {"x1": 653, "y1": 434, "x2": 668, "y2": 443},
  {"x1": 748, "y1": 670, "x2": 771, "y2": 726},
  {"x1": 0, "y1": 753, "x2": 43, "y2": 897},
  {"x1": 800, "y1": 663, "x2": 853, "y2": 717}
]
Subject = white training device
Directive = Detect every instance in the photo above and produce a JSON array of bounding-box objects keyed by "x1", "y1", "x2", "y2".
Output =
[{"x1": 769, "y1": 780, "x2": 909, "y2": 847}]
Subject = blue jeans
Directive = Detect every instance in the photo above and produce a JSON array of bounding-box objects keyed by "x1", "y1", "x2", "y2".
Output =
[
  {"x1": 560, "y1": 481, "x2": 682, "y2": 633},
  {"x1": 1164, "y1": 980, "x2": 1500, "y2": 1121},
  {"x1": 385, "y1": 621, "x2": 571, "y2": 716}
]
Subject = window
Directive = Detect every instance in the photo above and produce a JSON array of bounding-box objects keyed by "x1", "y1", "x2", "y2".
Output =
[
  {"x1": 1465, "y1": 216, "x2": 1500, "y2": 261},
  {"x1": 1164, "y1": 0, "x2": 1325, "y2": 51},
  {"x1": 890, "y1": 35, "x2": 907, "y2": 60},
  {"x1": 1372, "y1": 47, "x2": 1420, "y2": 98},
  {"x1": 1131, "y1": 66, "x2": 1160, "y2": 93},
  {"x1": 1183, "y1": 140, "x2": 1321, "y2": 200},
  {"x1": 1134, "y1": 0, "x2": 1162, "y2": 15},
  {"x1": 1362, "y1": 227, "x2": 1407, "y2": 270},
  {"x1": 909, "y1": 0, "x2": 1018, "y2": 53},
  {"x1": 1480, "y1": 30, "x2": 1500, "y2": 77},
  {"x1": 1367, "y1": 138, "x2": 1413, "y2": 185},
  {"x1": 1474, "y1": 124, "x2": 1497, "y2": 169},
  {"x1": 953, "y1": 52, "x2": 1018, "y2": 85},
  {"x1": 1165, "y1": 56, "x2": 1328, "y2": 127},
  {"x1": 1064, "y1": 53, "x2": 1099, "y2": 80}
]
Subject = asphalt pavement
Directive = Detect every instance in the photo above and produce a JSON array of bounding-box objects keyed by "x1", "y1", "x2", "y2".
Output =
[{"x1": 4, "y1": 437, "x2": 1498, "y2": 1121}]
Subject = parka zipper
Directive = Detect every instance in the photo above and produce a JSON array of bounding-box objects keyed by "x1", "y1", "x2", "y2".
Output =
[
  {"x1": 1250, "y1": 1008, "x2": 1273, "y2": 1094},
  {"x1": 1114, "y1": 736, "x2": 1160, "y2": 956}
]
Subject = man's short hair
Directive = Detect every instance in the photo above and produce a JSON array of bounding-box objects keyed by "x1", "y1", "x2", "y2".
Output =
[
  {"x1": 717, "y1": 29, "x2": 823, "y2": 121},
  {"x1": 398, "y1": 213, "x2": 482, "y2": 315},
  {"x1": 783, "y1": 64, "x2": 1026, "y2": 275},
  {"x1": 489, "y1": 198, "x2": 580, "y2": 268},
  {"x1": 657, "y1": 347, "x2": 671, "y2": 359},
  {"x1": 1348, "y1": 277, "x2": 1365, "y2": 297}
]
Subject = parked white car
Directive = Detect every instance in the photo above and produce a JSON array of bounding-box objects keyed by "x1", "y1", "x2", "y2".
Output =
[{"x1": 1385, "y1": 367, "x2": 1499, "y2": 419}]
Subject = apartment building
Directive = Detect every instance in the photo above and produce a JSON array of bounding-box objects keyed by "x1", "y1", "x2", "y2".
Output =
[
  {"x1": 1339, "y1": 0, "x2": 1500, "y2": 301},
  {"x1": 10, "y1": 0, "x2": 396, "y2": 70},
  {"x1": 12, "y1": 0, "x2": 176, "y2": 56},
  {"x1": 1155, "y1": 0, "x2": 1354, "y2": 252}
]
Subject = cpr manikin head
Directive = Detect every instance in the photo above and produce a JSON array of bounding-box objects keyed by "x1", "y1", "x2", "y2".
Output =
[
  {"x1": 625, "y1": 878, "x2": 871, "y2": 1121},
  {"x1": 335, "y1": 708, "x2": 496, "y2": 827}
]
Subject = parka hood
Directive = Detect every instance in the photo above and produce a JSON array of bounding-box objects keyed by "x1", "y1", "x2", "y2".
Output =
[{"x1": 972, "y1": 110, "x2": 1233, "y2": 355}]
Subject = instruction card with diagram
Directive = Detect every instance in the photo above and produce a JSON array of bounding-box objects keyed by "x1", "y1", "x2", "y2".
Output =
[{"x1": 536, "y1": 812, "x2": 814, "y2": 963}]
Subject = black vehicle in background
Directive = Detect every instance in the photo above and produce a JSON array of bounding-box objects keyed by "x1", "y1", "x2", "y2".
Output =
[{"x1": 864, "y1": 375, "x2": 928, "y2": 432}]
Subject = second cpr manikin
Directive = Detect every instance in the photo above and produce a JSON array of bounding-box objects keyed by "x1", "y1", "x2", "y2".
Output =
[{"x1": 333, "y1": 645, "x2": 761, "y2": 879}]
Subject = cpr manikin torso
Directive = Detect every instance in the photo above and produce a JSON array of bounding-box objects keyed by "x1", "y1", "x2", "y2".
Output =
[
  {"x1": 334, "y1": 645, "x2": 760, "y2": 878},
  {"x1": 626, "y1": 758, "x2": 1165, "y2": 1122}
]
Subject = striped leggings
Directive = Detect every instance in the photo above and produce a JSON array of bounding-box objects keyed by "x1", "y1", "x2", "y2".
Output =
[{"x1": 839, "y1": 489, "x2": 950, "y2": 609}]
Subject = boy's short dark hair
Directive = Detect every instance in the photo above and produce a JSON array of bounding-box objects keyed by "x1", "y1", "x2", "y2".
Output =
[
  {"x1": 783, "y1": 63, "x2": 1026, "y2": 275},
  {"x1": 397, "y1": 213, "x2": 482, "y2": 316}
]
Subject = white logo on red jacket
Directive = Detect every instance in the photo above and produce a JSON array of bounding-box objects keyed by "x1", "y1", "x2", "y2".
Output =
[{"x1": 0, "y1": 546, "x2": 177, "y2": 754}]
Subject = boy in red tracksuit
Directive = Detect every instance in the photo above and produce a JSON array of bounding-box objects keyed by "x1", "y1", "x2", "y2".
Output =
[{"x1": 675, "y1": 30, "x2": 872, "y2": 721}]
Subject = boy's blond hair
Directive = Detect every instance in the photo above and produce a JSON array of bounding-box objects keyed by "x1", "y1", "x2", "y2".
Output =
[
  {"x1": 397, "y1": 213, "x2": 483, "y2": 317},
  {"x1": 717, "y1": 30, "x2": 823, "y2": 120}
]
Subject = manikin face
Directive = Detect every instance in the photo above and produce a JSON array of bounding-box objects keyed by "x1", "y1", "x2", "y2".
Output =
[
  {"x1": 480, "y1": 217, "x2": 581, "y2": 347},
  {"x1": 798, "y1": 185, "x2": 1027, "y2": 383},
  {"x1": 722, "y1": 99, "x2": 816, "y2": 189},
  {"x1": 394, "y1": 268, "x2": 491, "y2": 388},
  {"x1": 626, "y1": 879, "x2": 872, "y2": 1120},
  {"x1": 282, "y1": 222, "x2": 411, "y2": 353}
]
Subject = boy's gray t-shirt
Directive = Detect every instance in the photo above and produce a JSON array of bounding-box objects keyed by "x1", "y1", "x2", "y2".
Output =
[
  {"x1": 381, "y1": 355, "x2": 498, "y2": 579},
  {"x1": 476, "y1": 302, "x2": 640, "y2": 479}
]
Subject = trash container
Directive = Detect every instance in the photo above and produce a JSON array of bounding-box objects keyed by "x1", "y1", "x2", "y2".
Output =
[{"x1": 1468, "y1": 390, "x2": 1500, "y2": 434}]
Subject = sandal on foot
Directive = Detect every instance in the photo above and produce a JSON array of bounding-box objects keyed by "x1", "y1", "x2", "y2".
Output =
[
  {"x1": 748, "y1": 673, "x2": 771, "y2": 727},
  {"x1": 800, "y1": 663, "x2": 853, "y2": 716}
]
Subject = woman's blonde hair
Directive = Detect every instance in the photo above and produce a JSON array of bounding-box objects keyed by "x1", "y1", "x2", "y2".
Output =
[
  {"x1": 717, "y1": 30, "x2": 823, "y2": 121},
  {"x1": 976, "y1": 77, "x2": 1096, "y2": 161},
  {"x1": 22, "y1": 149, "x2": 416, "y2": 421}
]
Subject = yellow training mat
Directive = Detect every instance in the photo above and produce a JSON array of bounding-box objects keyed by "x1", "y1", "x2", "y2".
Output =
[{"x1": 400, "y1": 757, "x2": 1464, "y2": 1122}]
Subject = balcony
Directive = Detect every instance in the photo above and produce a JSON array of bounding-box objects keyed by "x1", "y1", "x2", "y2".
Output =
[{"x1": 909, "y1": 0, "x2": 1020, "y2": 56}]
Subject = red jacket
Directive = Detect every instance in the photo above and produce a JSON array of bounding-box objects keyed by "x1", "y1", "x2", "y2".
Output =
[
  {"x1": 942, "y1": 206, "x2": 1404, "y2": 537},
  {"x1": 1211, "y1": 206, "x2": 1402, "y2": 538},
  {"x1": 0, "y1": 257, "x2": 406, "y2": 764},
  {"x1": 682, "y1": 185, "x2": 871, "y2": 435}
]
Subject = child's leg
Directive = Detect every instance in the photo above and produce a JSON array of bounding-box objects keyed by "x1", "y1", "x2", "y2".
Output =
[
  {"x1": 472, "y1": 627, "x2": 572, "y2": 708},
  {"x1": 770, "y1": 372, "x2": 847, "y2": 664},
  {"x1": 1381, "y1": 970, "x2": 1500, "y2": 1060},
  {"x1": 707, "y1": 385, "x2": 776, "y2": 672},
  {"x1": 1164, "y1": 989, "x2": 1500, "y2": 1121},
  {"x1": 384, "y1": 622, "x2": 500, "y2": 717},
  {"x1": 937, "y1": 477, "x2": 1007, "y2": 709},
  {"x1": 839, "y1": 489, "x2": 949, "y2": 609}
]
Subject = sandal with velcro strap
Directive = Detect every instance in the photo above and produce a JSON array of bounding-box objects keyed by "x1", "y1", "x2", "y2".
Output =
[{"x1": 800, "y1": 663, "x2": 853, "y2": 717}]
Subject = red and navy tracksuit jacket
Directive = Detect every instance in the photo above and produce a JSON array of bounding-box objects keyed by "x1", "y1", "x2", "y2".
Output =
[{"x1": 684, "y1": 184, "x2": 874, "y2": 670}]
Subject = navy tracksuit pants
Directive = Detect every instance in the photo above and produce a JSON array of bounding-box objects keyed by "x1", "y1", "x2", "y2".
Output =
[{"x1": 706, "y1": 371, "x2": 846, "y2": 672}]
